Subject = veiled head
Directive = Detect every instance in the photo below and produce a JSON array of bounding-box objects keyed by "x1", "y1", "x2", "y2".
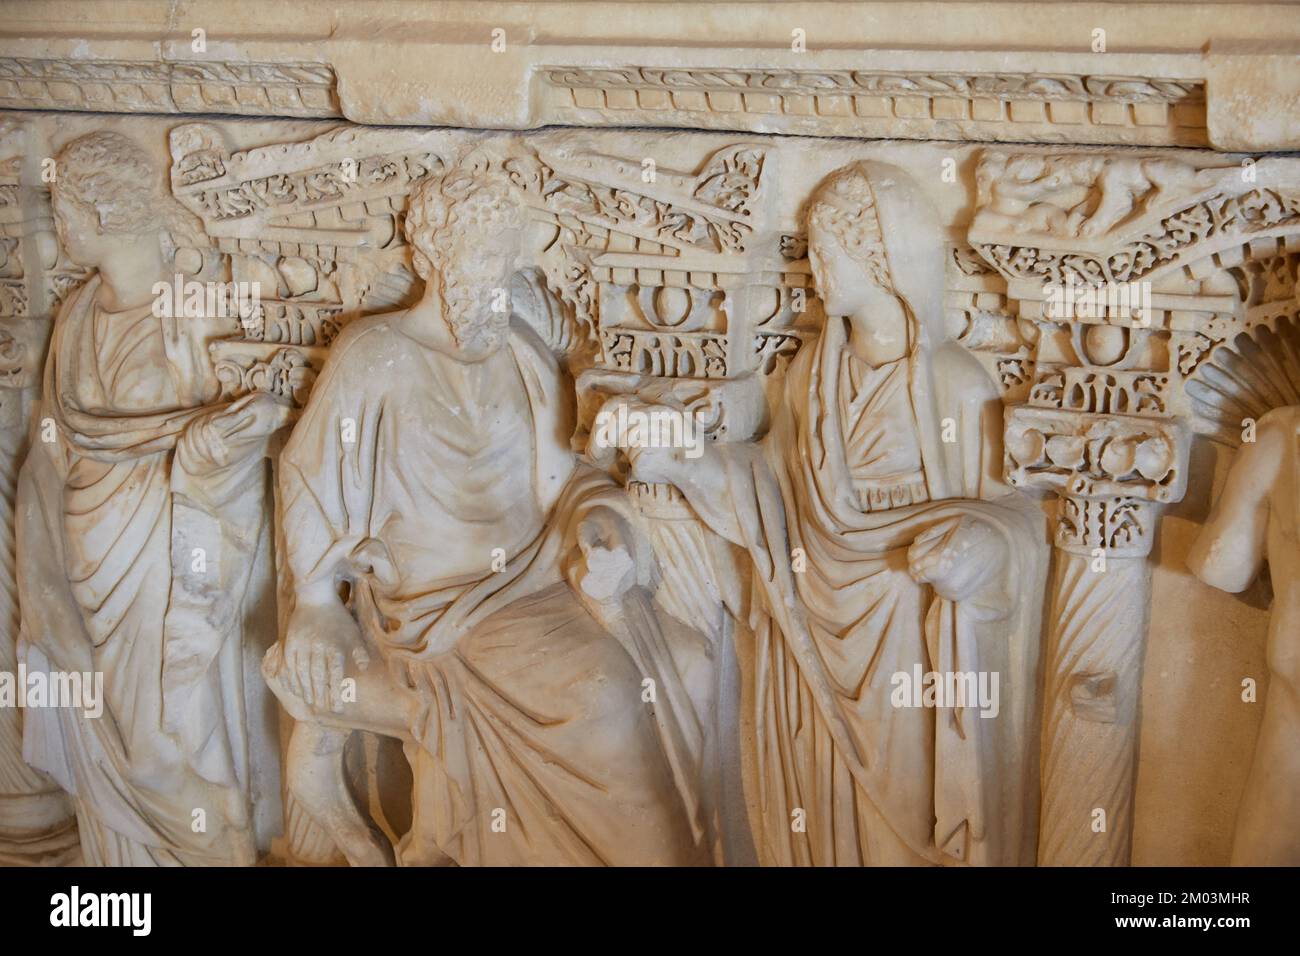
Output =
[
  {"x1": 806, "y1": 160, "x2": 947, "y2": 349},
  {"x1": 806, "y1": 162, "x2": 903, "y2": 323}
]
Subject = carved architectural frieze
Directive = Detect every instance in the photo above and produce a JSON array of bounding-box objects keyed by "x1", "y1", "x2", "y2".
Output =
[
  {"x1": 4, "y1": 1, "x2": 1298, "y2": 148},
  {"x1": 0, "y1": 1, "x2": 1298, "y2": 883},
  {"x1": 0, "y1": 57, "x2": 340, "y2": 118},
  {"x1": 543, "y1": 67, "x2": 1209, "y2": 146}
]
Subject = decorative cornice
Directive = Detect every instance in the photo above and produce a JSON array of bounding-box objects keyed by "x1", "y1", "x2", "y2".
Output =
[
  {"x1": 543, "y1": 67, "x2": 1208, "y2": 147},
  {"x1": 0, "y1": 58, "x2": 339, "y2": 118},
  {"x1": 0, "y1": 1, "x2": 1297, "y2": 149}
]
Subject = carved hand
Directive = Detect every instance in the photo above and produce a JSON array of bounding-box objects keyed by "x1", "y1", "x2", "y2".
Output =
[
  {"x1": 623, "y1": 442, "x2": 690, "y2": 487},
  {"x1": 209, "y1": 391, "x2": 297, "y2": 447},
  {"x1": 268, "y1": 597, "x2": 370, "y2": 716},
  {"x1": 907, "y1": 515, "x2": 1007, "y2": 603},
  {"x1": 586, "y1": 395, "x2": 699, "y2": 487}
]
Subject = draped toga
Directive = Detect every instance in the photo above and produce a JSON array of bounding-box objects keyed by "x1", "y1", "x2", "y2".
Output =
[
  {"x1": 687, "y1": 317, "x2": 1046, "y2": 866},
  {"x1": 276, "y1": 314, "x2": 703, "y2": 866},
  {"x1": 16, "y1": 276, "x2": 281, "y2": 865}
]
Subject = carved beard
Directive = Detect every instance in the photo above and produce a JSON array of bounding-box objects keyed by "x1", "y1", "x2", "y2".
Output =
[{"x1": 440, "y1": 267, "x2": 510, "y2": 355}]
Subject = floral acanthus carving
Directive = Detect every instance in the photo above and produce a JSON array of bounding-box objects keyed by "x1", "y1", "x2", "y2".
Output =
[
  {"x1": 505, "y1": 146, "x2": 763, "y2": 255},
  {"x1": 600, "y1": 328, "x2": 728, "y2": 379},
  {"x1": 970, "y1": 150, "x2": 1300, "y2": 286},
  {"x1": 1029, "y1": 368, "x2": 1170, "y2": 417},
  {"x1": 1057, "y1": 496, "x2": 1150, "y2": 553},
  {"x1": 192, "y1": 151, "x2": 444, "y2": 221},
  {"x1": 978, "y1": 188, "x2": 1300, "y2": 286},
  {"x1": 0, "y1": 327, "x2": 26, "y2": 387}
]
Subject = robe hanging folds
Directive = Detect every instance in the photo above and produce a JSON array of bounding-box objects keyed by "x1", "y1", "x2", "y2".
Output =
[
  {"x1": 276, "y1": 315, "x2": 705, "y2": 865},
  {"x1": 16, "y1": 276, "x2": 280, "y2": 865},
  {"x1": 720, "y1": 317, "x2": 1045, "y2": 865},
  {"x1": 677, "y1": 163, "x2": 1047, "y2": 866}
]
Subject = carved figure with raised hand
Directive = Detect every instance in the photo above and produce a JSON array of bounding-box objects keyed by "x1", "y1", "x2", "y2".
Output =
[
  {"x1": 15, "y1": 131, "x2": 291, "y2": 865},
  {"x1": 263, "y1": 161, "x2": 708, "y2": 866}
]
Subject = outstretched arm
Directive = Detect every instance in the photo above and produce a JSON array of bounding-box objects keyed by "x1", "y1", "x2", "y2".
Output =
[{"x1": 586, "y1": 393, "x2": 756, "y2": 548}]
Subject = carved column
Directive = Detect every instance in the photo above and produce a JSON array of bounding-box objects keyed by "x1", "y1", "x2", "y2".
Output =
[
  {"x1": 1005, "y1": 405, "x2": 1187, "y2": 865},
  {"x1": 970, "y1": 148, "x2": 1300, "y2": 864},
  {"x1": 1038, "y1": 496, "x2": 1154, "y2": 865}
]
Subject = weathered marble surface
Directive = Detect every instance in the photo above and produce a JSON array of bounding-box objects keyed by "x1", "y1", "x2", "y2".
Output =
[
  {"x1": 0, "y1": 0, "x2": 1296, "y2": 868},
  {"x1": 2, "y1": 1, "x2": 1299, "y2": 150}
]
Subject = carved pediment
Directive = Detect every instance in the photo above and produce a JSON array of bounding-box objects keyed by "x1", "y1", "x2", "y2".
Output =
[
  {"x1": 170, "y1": 128, "x2": 815, "y2": 416},
  {"x1": 970, "y1": 152, "x2": 1300, "y2": 290}
]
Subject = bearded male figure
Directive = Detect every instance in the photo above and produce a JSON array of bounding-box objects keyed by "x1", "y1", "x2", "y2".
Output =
[
  {"x1": 16, "y1": 131, "x2": 290, "y2": 865},
  {"x1": 263, "y1": 164, "x2": 706, "y2": 866}
]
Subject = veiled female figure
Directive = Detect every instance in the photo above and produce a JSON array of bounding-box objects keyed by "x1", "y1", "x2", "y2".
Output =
[{"x1": 626, "y1": 162, "x2": 1047, "y2": 865}]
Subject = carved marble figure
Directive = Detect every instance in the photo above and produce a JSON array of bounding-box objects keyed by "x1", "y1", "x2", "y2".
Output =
[
  {"x1": 15, "y1": 131, "x2": 288, "y2": 865},
  {"x1": 263, "y1": 161, "x2": 710, "y2": 866},
  {"x1": 1190, "y1": 408, "x2": 1300, "y2": 866},
  {"x1": 617, "y1": 162, "x2": 1048, "y2": 866},
  {"x1": 1, "y1": 1, "x2": 1298, "y2": 871}
]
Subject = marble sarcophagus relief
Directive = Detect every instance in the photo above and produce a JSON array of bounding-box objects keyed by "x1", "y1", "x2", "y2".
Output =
[{"x1": 0, "y1": 1, "x2": 1297, "y2": 869}]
